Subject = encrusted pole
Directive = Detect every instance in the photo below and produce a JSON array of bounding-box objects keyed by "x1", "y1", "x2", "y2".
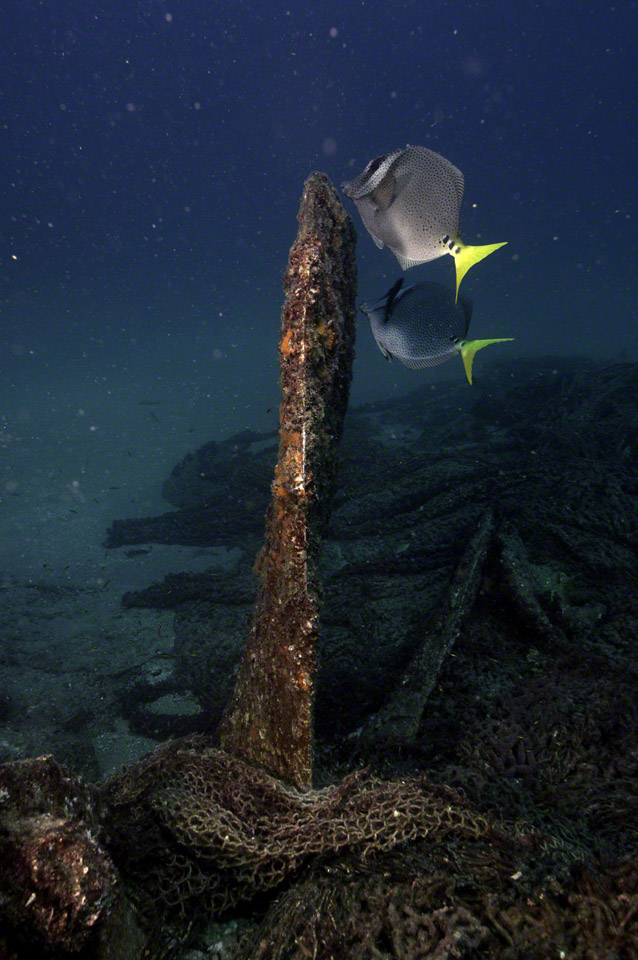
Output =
[{"x1": 218, "y1": 173, "x2": 357, "y2": 789}]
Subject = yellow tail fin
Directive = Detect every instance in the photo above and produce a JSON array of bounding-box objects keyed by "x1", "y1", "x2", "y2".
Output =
[
  {"x1": 460, "y1": 338, "x2": 514, "y2": 385},
  {"x1": 453, "y1": 240, "x2": 508, "y2": 301}
]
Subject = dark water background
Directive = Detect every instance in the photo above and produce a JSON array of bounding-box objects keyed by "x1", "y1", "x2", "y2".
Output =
[
  {"x1": 1, "y1": 10, "x2": 637, "y2": 954},
  {"x1": 3, "y1": 0, "x2": 636, "y2": 433}
]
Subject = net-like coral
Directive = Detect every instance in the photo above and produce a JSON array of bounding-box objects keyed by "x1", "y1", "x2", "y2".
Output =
[
  {"x1": 236, "y1": 848, "x2": 637, "y2": 960},
  {"x1": 99, "y1": 735, "x2": 637, "y2": 958},
  {"x1": 98, "y1": 734, "x2": 499, "y2": 922}
]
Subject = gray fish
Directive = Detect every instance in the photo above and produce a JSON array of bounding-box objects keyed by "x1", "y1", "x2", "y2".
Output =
[
  {"x1": 342, "y1": 145, "x2": 507, "y2": 299},
  {"x1": 360, "y1": 279, "x2": 513, "y2": 384}
]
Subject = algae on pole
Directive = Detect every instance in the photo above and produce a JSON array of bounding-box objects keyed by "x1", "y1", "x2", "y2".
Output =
[{"x1": 218, "y1": 173, "x2": 357, "y2": 789}]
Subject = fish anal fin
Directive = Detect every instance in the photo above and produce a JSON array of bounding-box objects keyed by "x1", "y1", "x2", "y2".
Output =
[
  {"x1": 460, "y1": 338, "x2": 514, "y2": 385},
  {"x1": 395, "y1": 251, "x2": 425, "y2": 271},
  {"x1": 453, "y1": 240, "x2": 508, "y2": 300},
  {"x1": 401, "y1": 354, "x2": 451, "y2": 370}
]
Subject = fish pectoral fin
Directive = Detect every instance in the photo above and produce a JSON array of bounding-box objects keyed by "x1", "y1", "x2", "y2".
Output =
[
  {"x1": 371, "y1": 332, "x2": 393, "y2": 361},
  {"x1": 453, "y1": 240, "x2": 508, "y2": 301},
  {"x1": 460, "y1": 338, "x2": 514, "y2": 385},
  {"x1": 370, "y1": 174, "x2": 397, "y2": 211}
]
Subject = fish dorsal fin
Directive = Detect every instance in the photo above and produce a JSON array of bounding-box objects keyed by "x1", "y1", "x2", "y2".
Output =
[
  {"x1": 409, "y1": 142, "x2": 464, "y2": 203},
  {"x1": 385, "y1": 277, "x2": 405, "y2": 317},
  {"x1": 460, "y1": 338, "x2": 514, "y2": 385},
  {"x1": 450, "y1": 162, "x2": 465, "y2": 206},
  {"x1": 370, "y1": 173, "x2": 397, "y2": 211}
]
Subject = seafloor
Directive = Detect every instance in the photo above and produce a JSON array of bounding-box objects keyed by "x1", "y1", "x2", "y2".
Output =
[{"x1": 1, "y1": 355, "x2": 637, "y2": 958}]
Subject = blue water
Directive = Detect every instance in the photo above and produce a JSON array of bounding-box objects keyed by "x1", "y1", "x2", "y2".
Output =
[{"x1": 2, "y1": 0, "x2": 635, "y2": 420}]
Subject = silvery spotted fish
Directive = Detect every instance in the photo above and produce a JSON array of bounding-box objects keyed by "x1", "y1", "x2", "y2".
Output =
[
  {"x1": 342, "y1": 145, "x2": 507, "y2": 300},
  {"x1": 360, "y1": 279, "x2": 513, "y2": 385}
]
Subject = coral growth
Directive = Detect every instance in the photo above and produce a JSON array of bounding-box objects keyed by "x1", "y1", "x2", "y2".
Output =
[
  {"x1": 218, "y1": 173, "x2": 357, "y2": 788},
  {"x1": 0, "y1": 755, "x2": 121, "y2": 954},
  {"x1": 99, "y1": 734, "x2": 497, "y2": 921},
  {"x1": 237, "y1": 848, "x2": 637, "y2": 960},
  {"x1": 98, "y1": 734, "x2": 637, "y2": 959}
]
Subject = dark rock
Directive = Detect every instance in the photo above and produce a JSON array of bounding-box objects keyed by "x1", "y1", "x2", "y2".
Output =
[{"x1": 105, "y1": 358, "x2": 638, "y2": 745}]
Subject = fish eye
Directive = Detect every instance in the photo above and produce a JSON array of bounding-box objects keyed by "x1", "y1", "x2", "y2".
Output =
[{"x1": 364, "y1": 154, "x2": 388, "y2": 177}]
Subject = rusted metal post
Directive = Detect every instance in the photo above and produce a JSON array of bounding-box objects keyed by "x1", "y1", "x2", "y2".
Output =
[{"x1": 218, "y1": 174, "x2": 357, "y2": 788}]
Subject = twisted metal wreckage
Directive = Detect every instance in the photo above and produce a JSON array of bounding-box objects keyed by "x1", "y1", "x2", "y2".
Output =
[{"x1": 0, "y1": 175, "x2": 636, "y2": 960}]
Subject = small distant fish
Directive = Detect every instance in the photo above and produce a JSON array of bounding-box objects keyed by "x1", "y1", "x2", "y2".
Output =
[
  {"x1": 342, "y1": 145, "x2": 507, "y2": 299},
  {"x1": 360, "y1": 279, "x2": 513, "y2": 385}
]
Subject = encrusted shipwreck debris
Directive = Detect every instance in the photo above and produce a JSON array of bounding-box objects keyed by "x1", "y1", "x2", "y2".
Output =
[
  {"x1": 218, "y1": 172, "x2": 357, "y2": 789},
  {"x1": 358, "y1": 509, "x2": 495, "y2": 751},
  {"x1": 0, "y1": 755, "x2": 144, "y2": 958}
]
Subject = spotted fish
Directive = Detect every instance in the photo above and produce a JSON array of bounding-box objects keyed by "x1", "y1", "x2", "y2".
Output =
[
  {"x1": 342, "y1": 145, "x2": 507, "y2": 300},
  {"x1": 360, "y1": 279, "x2": 513, "y2": 384}
]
